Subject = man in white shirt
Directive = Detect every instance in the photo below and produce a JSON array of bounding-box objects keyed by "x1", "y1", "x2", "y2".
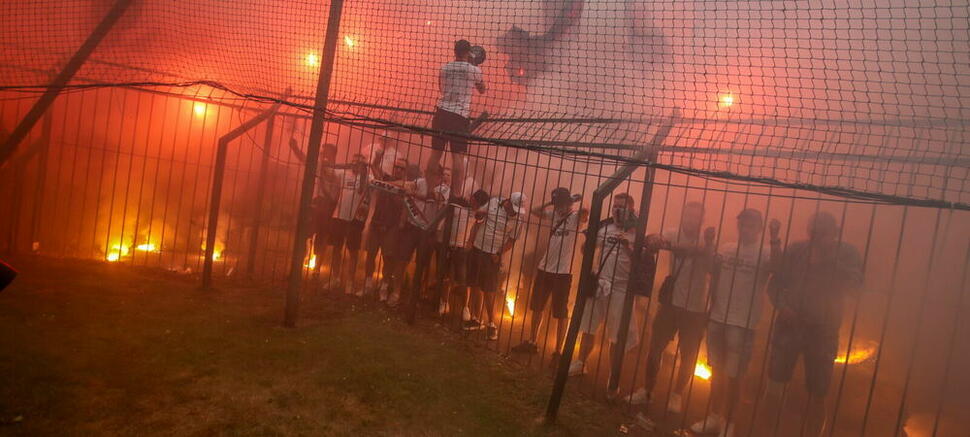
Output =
[
  {"x1": 323, "y1": 152, "x2": 370, "y2": 294},
  {"x1": 513, "y1": 187, "x2": 587, "y2": 356},
  {"x1": 426, "y1": 40, "x2": 485, "y2": 197},
  {"x1": 568, "y1": 193, "x2": 642, "y2": 377},
  {"x1": 638, "y1": 201, "x2": 715, "y2": 416},
  {"x1": 466, "y1": 192, "x2": 526, "y2": 340},
  {"x1": 438, "y1": 189, "x2": 490, "y2": 327},
  {"x1": 691, "y1": 209, "x2": 781, "y2": 437}
]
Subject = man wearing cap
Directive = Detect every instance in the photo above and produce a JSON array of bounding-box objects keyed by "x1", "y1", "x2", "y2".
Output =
[
  {"x1": 513, "y1": 187, "x2": 587, "y2": 356},
  {"x1": 466, "y1": 192, "x2": 527, "y2": 340},
  {"x1": 426, "y1": 40, "x2": 486, "y2": 198},
  {"x1": 690, "y1": 209, "x2": 781, "y2": 437}
]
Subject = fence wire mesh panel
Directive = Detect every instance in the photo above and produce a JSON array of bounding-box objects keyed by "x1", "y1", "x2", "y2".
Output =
[{"x1": 1, "y1": 1, "x2": 969, "y2": 436}]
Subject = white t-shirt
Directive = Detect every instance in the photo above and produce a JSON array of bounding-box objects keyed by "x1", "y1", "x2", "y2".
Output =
[
  {"x1": 437, "y1": 61, "x2": 483, "y2": 118},
  {"x1": 333, "y1": 169, "x2": 369, "y2": 222},
  {"x1": 710, "y1": 241, "x2": 771, "y2": 329},
  {"x1": 538, "y1": 210, "x2": 580, "y2": 275},
  {"x1": 663, "y1": 228, "x2": 710, "y2": 313},
  {"x1": 447, "y1": 205, "x2": 473, "y2": 248},
  {"x1": 473, "y1": 197, "x2": 520, "y2": 255},
  {"x1": 596, "y1": 222, "x2": 636, "y2": 296}
]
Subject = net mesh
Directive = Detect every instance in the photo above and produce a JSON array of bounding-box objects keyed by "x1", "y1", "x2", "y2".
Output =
[{"x1": 1, "y1": 0, "x2": 968, "y2": 208}]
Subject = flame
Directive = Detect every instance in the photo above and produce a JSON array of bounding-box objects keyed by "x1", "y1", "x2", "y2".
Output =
[
  {"x1": 425, "y1": 20, "x2": 433, "y2": 25},
  {"x1": 193, "y1": 102, "x2": 207, "y2": 117},
  {"x1": 135, "y1": 243, "x2": 157, "y2": 252},
  {"x1": 344, "y1": 35, "x2": 355, "y2": 48},
  {"x1": 211, "y1": 250, "x2": 222, "y2": 261},
  {"x1": 505, "y1": 295, "x2": 516, "y2": 317},
  {"x1": 305, "y1": 254, "x2": 317, "y2": 269},
  {"x1": 201, "y1": 241, "x2": 224, "y2": 261},
  {"x1": 718, "y1": 92, "x2": 735, "y2": 108},
  {"x1": 834, "y1": 345, "x2": 876, "y2": 364},
  {"x1": 106, "y1": 243, "x2": 130, "y2": 261},
  {"x1": 305, "y1": 52, "x2": 320, "y2": 67},
  {"x1": 694, "y1": 362, "x2": 712, "y2": 380}
]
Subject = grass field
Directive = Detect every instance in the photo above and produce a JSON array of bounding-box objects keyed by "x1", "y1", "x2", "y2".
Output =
[{"x1": 0, "y1": 256, "x2": 634, "y2": 436}]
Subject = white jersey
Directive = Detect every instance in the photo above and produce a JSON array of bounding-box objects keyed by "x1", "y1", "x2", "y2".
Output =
[
  {"x1": 406, "y1": 178, "x2": 430, "y2": 228},
  {"x1": 538, "y1": 210, "x2": 580, "y2": 275},
  {"x1": 596, "y1": 222, "x2": 636, "y2": 296},
  {"x1": 333, "y1": 169, "x2": 369, "y2": 222},
  {"x1": 710, "y1": 241, "x2": 771, "y2": 329},
  {"x1": 663, "y1": 228, "x2": 710, "y2": 313},
  {"x1": 437, "y1": 61, "x2": 483, "y2": 118},
  {"x1": 473, "y1": 197, "x2": 520, "y2": 254}
]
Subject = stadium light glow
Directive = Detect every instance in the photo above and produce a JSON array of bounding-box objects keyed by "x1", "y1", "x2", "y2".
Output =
[
  {"x1": 718, "y1": 92, "x2": 735, "y2": 108},
  {"x1": 193, "y1": 102, "x2": 207, "y2": 117},
  {"x1": 344, "y1": 35, "x2": 355, "y2": 48},
  {"x1": 305, "y1": 52, "x2": 321, "y2": 67}
]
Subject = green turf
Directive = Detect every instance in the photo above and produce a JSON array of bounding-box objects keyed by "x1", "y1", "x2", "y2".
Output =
[{"x1": 0, "y1": 257, "x2": 631, "y2": 436}]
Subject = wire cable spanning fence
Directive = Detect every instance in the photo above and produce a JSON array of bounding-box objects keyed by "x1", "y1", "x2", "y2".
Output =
[{"x1": 1, "y1": 1, "x2": 969, "y2": 436}]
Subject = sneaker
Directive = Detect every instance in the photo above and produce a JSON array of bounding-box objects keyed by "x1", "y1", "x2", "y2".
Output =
[
  {"x1": 387, "y1": 291, "x2": 400, "y2": 307},
  {"x1": 462, "y1": 319, "x2": 484, "y2": 331},
  {"x1": 627, "y1": 388, "x2": 649, "y2": 406},
  {"x1": 378, "y1": 284, "x2": 389, "y2": 302},
  {"x1": 462, "y1": 306, "x2": 472, "y2": 322},
  {"x1": 485, "y1": 325, "x2": 498, "y2": 341},
  {"x1": 634, "y1": 412, "x2": 656, "y2": 432},
  {"x1": 690, "y1": 414, "x2": 725, "y2": 434},
  {"x1": 568, "y1": 360, "x2": 586, "y2": 377},
  {"x1": 511, "y1": 341, "x2": 538, "y2": 354},
  {"x1": 667, "y1": 392, "x2": 683, "y2": 414},
  {"x1": 365, "y1": 277, "x2": 375, "y2": 292},
  {"x1": 354, "y1": 285, "x2": 364, "y2": 297},
  {"x1": 719, "y1": 423, "x2": 735, "y2": 437}
]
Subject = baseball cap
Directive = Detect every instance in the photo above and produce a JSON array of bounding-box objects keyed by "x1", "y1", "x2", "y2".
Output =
[{"x1": 508, "y1": 192, "x2": 528, "y2": 215}]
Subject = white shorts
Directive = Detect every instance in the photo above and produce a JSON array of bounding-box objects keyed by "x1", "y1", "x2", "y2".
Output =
[{"x1": 579, "y1": 290, "x2": 640, "y2": 350}]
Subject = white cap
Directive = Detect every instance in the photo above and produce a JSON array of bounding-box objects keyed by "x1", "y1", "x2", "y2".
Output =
[{"x1": 508, "y1": 192, "x2": 528, "y2": 215}]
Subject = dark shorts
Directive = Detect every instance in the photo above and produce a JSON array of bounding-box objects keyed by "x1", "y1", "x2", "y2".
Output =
[
  {"x1": 707, "y1": 321, "x2": 756, "y2": 379},
  {"x1": 431, "y1": 107, "x2": 470, "y2": 153},
  {"x1": 768, "y1": 316, "x2": 839, "y2": 397},
  {"x1": 327, "y1": 219, "x2": 364, "y2": 252},
  {"x1": 365, "y1": 222, "x2": 395, "y2": 255},
  {"x1": 530, "y1": 270, "x2": 572, "y2": 319},
  {"x1": 389, "y1": 224, "x2": 423, "y2": 262},
  {"x1": 467, "y1": 248, "x2": 500, "y2": 293}
]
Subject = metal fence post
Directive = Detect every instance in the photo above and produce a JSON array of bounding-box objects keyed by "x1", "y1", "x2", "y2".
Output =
[
  {"x1": 283, "y1": 0, "x2": 345, "y2": 327},
  {"x1": 202, "y1": 102, "x2": 282, "y2": 289},
  {"x1": 246, "y1": 114, "x2": 276, "y2": 277}
]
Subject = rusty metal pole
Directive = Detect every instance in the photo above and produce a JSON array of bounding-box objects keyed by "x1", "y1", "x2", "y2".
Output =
[
  {"x1": 201, "y1": 102, "x2": 282, "y2": 290},
  {"x1": 0, "y1": 0, "x2": 135, "y2": 167},
  {"x1": 246, "y1": 114, "x2": 276, "y2": 277},
  {"x1": 283, "y1": 0, "x2": 345, "y2": 327}
]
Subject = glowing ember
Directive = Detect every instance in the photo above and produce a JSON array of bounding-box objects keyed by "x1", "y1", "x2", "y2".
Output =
[
  {"x1": 344, "y1": 35, "x2": 355, "y2": 48},
  {"x1": 425, "y1": 20, "x2": 432, "y2": 25},
  {"x1": 193, "y1": 102, "x2": 207, "y2": 117},
  {"x1": 834, "y1": 345, "x2": 877, "y2": 364},
  {"x1": 517, "y1": 68, "x2": 526, "y2": 77},
  {"x1": 211, "y1": 250, "x2": 222, "y2": 261},
  {"x1": 505, "y1": 295, "x2": 516, "y2": 317},
  {"x1": 694, "y1": 362, "x2": 712, "y2": 380},
  {"x1": 718, "y1": 92, "x2": 735, "y2": 108},
  {"x1": 135, "y1": 243, "x2": 157, "y2": 252},
  {"x1": 106, "y1": 252, "x2": 121, "y2": 262},
  {"x1": 305, "y1": 255, "x2": 317, "y2": 269},
  {"x1": 305, "y1": 52, "x2": 320, "y2": 67}
]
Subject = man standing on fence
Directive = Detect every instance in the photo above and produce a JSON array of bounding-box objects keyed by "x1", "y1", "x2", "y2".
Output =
[
  {"x1": 426, "y1": 40, "x2": 486, "y2": 197},
  {"x1": 512, "y1": 187, "x2": 586, "y2": 357},
  {"x1": 568, "y1": 193, "x2": 641, "y2": 378},
  {"x1": 760, "y1": 211, "x2": 863, "y2": 437},
  {"x1": 466, "y1": 192, "x2": 526, "y2": 340},
  {"x1": 690, "y1": 209, "x2": 781, "y2": 437},
  {"x1": 634, "y1": 201, "x2": 715, "y2": 422}
]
